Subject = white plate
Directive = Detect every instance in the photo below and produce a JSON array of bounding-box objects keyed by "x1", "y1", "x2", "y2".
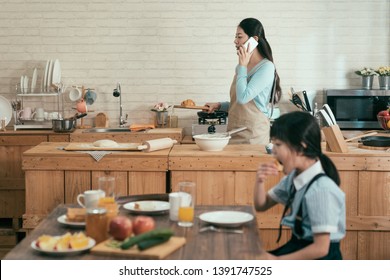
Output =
[
  {"x1": 0, "y1": 95, "x2": 12, "y2": 126},
  {"x1": 123, "y1": 200, "x2": 170, "y2": 215},
  {"x1": 57, "y1": 214, "x2": 85, "y2": 227},
  {"x1": 31, "y1": 236, "x2": 95, "y2": 256},
  {"x1": 43, "y1": 60, "x2": 49, "y2": 92},
  {"x1": 199, "y1": 211, "x2": 254, "y2": 228},
  {"x1": 20, "y1": 75, "x2": 24, "y2": 93},
  {"x1": 47, "y1": 59, "x2": 53, "y2": 91},
  {"x1": 24, "y1": 75, "x2": 29, "y2": 94},
  {"x1": 31, "y1": 68, "x2": 37, "y2": 93},
  {"x1": 52, "y1": 59, "x2": 61, "y2": 85}
]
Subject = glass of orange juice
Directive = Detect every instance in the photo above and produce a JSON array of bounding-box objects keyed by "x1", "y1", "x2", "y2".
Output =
[{"x1": 178, "y1": 182, "x2": 196, "y2": 227}]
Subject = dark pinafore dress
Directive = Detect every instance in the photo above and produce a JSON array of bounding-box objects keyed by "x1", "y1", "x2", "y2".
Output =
[{"x1": 270, "y1": 174, "x2": 343, "y2": 260}]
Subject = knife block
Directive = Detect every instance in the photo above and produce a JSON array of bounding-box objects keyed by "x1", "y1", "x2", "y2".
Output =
[{"x1": 322, "y1": 124, "x2": 349, "y2": 153}]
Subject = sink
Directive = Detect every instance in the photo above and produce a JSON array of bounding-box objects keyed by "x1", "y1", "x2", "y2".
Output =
[{"x1": 82, "y1": 128, "x2": 132, "y2": 133}]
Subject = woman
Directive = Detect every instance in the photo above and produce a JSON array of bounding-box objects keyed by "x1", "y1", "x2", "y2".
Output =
[
  {"x1": 205, "y1": 18, "x2": 281, "y2": 144},
  {"x1": 254, "y1": 111, "x2": 346, "y2": 259}
]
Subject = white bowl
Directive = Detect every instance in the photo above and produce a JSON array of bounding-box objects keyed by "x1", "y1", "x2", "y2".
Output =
[{"x1": 193, "y1": 134, "x2": 231, "y2": 151}]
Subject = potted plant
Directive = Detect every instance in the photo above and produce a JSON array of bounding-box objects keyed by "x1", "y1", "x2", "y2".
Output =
[
  {"x1": 355, "y1": 67, "x2": 377, "y2": 89},
  {"x1": 375, "y1": 66, "x2": 390, "y2": 90},
  {"x1": 151, "y1": 102, "x2": 170, "y2": 127}
]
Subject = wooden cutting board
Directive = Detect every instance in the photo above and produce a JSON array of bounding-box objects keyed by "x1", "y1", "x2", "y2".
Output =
[
  {"x1": 173, "y1": 105, "x2": 208, "y2": 110},
  {"x1": 91, "y1": 237, "x2": 186, "y2": 259},
  {"x1": 95, "y1": 112, "x2": 109, "y2": 127},
  {"x1": 64, "y1": 142, "x2": 142, "y2": 151},
  {"x1": 358, "y1": 144, "x2": 390, "y2": 150}
]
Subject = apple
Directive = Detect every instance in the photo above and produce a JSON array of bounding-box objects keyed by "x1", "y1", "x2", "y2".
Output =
[
  {"x1": 133, "y1": 216, "x2": 155, "y2": 235},
  {"x1": 377, "y1": 109, "x2": 390, "y2": 116},
  {"x1": 108, "y1": 216, "x2": 133, "y2": 241}
]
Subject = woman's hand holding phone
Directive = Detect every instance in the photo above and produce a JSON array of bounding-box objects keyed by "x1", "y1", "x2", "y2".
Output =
[{"x1": 238, "y1": 37, "x2": 258, "y2": 66}]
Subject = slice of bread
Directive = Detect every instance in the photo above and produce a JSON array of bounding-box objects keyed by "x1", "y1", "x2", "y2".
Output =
[{"x1": 66, "y1": 208, "x2": 86, "y2": 223}]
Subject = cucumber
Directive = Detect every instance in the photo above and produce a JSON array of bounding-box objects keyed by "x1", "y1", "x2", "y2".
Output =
[
  {"x1": 120, "y1": 228, "x2": 174, "y2": 250},
  {"x1": 137, "y1": 236, "x2": 171, "y2": 251}
]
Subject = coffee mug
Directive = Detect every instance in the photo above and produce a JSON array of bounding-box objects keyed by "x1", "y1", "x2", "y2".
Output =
[
  {"x1": 77, "y1": 190, "x2": 105, "y2": 209},
  {"x1": 76, "y1": 99, "x2": 87, "y2": 113},
  {"x1": 69, "y1": 87, "x2": 82, "y2": 101},
  {"x1": 18, "y1": 107, "x2": 35, "y2": 120},
  {"x1": 35, "y1": 108, "x2": 45, "y2": 121},
  {"x1": 84, "y1": 89, "x2": 97, "y2": 105}
]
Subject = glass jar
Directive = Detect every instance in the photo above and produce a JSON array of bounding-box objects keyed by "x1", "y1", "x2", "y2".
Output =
[{"x1": 86, "y1": 207, "x2": 108, "y2": 244}]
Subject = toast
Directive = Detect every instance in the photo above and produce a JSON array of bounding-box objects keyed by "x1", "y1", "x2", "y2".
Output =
[{"x1": 66, "y1": 208, "x2": 86, "y2": 223}]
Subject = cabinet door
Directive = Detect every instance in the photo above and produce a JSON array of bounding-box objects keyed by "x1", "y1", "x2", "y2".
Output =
[{"x1": 0, "y1": 135, "x2": 47, "y2": 218}]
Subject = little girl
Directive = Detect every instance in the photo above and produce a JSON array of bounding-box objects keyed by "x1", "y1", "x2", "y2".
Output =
[{"x1": 254, "y1": 111, "x2": 345, "y2": 260}]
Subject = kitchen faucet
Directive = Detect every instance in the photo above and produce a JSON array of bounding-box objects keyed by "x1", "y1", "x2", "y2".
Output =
[{"x1": 113, "y1": 82, "x2": 128, "y2": 127}]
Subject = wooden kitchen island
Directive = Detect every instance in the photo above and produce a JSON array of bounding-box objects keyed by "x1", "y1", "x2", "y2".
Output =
[
  {"x1": 21, "y1": 140, "x2": 390, "y2": 259},
  {"x1": 22, "y1": 142, "x2": 170, "y2": 231}
]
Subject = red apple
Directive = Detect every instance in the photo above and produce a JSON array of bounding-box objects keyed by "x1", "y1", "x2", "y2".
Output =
[
  {"x1": 377, "y1": 110, "x2": 390, "y2": 116},
  {"x1": 108, "y1": 216, "x2": 133, "y2": 241},
  {"x1": 133, "y1": 216, "x2": 155, "y2": 235}
]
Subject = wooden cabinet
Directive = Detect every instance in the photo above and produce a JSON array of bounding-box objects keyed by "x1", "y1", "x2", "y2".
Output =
[
  {"x1": 0, "y1": 133, "x2": 68, "y2": 220},
  {"x1": 169, "y1": 144, "x2": 390, "y2": 260}
]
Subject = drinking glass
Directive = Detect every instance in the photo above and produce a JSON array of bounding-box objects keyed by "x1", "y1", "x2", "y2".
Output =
[
  {"x1": 178, "y1": 182, "x2": 196, "y2": 227},
  {"x1": 98, "y1": 177, "x2": 116, "y2": 198}
]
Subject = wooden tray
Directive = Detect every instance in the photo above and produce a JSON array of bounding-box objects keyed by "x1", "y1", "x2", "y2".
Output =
[
  {"x1": 91, "y1": 237, "x2": 186, "y2": 259},
  {"x1": 64, "y1": 142, "x2": 142, "y2": 151},
  {"x1": 173, "y1": 105, "x2": 208, "y2": 110}
]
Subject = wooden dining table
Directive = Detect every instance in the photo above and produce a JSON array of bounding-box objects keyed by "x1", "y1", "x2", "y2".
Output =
[{"x1": 4, "y1": 204, "x2": 266, "y2": 260}]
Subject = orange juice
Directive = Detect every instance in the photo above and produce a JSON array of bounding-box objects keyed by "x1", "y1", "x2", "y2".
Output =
[{"x1": 178, "y1": 207, "x2": 194, "y2": 222}]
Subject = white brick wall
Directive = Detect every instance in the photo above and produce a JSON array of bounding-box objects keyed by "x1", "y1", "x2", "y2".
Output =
[{"x1": 0, "y1": 0, "x2": 389, "y2": 132}]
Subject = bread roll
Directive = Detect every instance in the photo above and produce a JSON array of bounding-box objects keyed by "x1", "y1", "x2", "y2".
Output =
[{"x1": 181, "y1": 99, "x2": 195, "y2": 107}]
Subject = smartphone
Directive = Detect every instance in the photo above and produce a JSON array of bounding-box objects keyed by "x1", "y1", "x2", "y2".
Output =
[{"x1": 243, "y1": 37, "x2": 258, "y2": 53}]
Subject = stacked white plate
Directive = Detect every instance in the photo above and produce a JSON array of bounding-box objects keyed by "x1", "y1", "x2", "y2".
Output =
[{"x1": 43, "y1": 59, "x2": 61, "y2": 92}]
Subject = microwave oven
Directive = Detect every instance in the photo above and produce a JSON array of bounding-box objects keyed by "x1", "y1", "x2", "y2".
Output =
[{"x1": 326, "y1": 89, "x2": 390, "y2": 129}]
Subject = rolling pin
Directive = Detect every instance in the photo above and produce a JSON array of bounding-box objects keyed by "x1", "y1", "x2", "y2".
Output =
[{"x1": 138, "y1": 138, "x2": 178, "y2": 152}]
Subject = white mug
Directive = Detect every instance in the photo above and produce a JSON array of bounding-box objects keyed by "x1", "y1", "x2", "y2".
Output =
[
  {"x1": 69, "y1": 87, "x2": 82, "y2": 101},
  {"x1": 169, "y1": 192, "x2": 181, "y2": 221},
  {"x1": 77, "y1": 190, "x2": 105, "y2": 209},
  {"x1": 35, "y1": 108, "x2": 45, "y2": 121},
  {"x1": 48, "y1": 112, "x2": 59, "y2": 120}
]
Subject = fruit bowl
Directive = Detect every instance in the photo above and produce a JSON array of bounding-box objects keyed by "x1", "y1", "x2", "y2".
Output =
[{"x1": 377, "y1": 115, "x2": 390, "y2": 131}]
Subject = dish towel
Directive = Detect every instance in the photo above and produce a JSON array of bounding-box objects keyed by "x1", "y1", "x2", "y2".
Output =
[
  {"x1": 80, "y1": 151, "x2": 113, "y2": 162},
  {"x1": 57, "y1": 146, "x2": 113, "y2": 162}
]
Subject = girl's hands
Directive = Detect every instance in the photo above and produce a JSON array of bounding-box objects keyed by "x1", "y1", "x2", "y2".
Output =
[
  {"x1": 256, "y1": 162, "x2": 279, "y2": 184},
  {"x1": 237, "y1": 43, "x2": 253, "y2": 66}
]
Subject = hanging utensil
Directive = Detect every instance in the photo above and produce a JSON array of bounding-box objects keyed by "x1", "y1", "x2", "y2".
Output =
[
  {"x1": 302, "y1": 90, "x2": 311, "y2": 112},
  {"x1": 292, "y1": 93, "x2": 307, "y2": 111}
]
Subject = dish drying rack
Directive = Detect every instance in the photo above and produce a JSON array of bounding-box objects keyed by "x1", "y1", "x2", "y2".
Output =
[{"x1": 13, "y1": 84, "x2": 64, "y2": 130}]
